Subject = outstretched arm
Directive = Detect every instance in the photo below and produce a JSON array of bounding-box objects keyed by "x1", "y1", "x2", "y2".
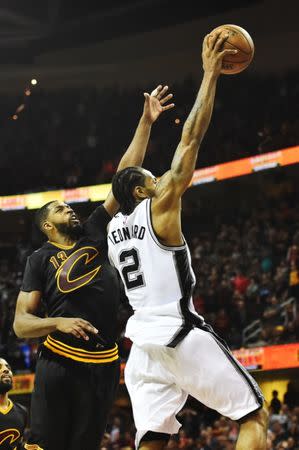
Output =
[
  {"x1": 151, "y1": 31, "x2": 237, "y2": 247},
  {"x1": 156, "y1": 32, "x2": 237, "y2": 203},
  {"x1": 103, "y1": 85, "x2": 174, "y2": 217}
]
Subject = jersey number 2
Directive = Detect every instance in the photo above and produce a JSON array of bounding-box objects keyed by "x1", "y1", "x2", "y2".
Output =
[{"x1": 119, "y1": 248, "x2": 145, "y2": 290}]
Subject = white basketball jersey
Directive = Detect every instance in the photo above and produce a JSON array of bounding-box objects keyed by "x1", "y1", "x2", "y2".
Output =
[{"x1": 108, "y1": 198, "x2": 204, "y2": 347}]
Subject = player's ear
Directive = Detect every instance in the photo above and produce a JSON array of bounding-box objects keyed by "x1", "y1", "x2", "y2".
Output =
[
  {"x1": 134, "y1": 185, "x2": 147, "y2": 200},
  {"x1": 43, "y1": 221, "x2": 53, "y2": 232}
]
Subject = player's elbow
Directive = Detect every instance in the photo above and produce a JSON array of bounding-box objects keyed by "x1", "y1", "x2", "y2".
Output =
[
  {"x1": 171, "y1": 143, "x2": 198, "y2": 176},
  {"x1": 13, "y1": 316, "x2": 26, "y2": 338},
  {"x1": 13, "y1": 320, "x2": 22, "y2": 337},
  {"x1": 170, "y1": 168, "x2": 192, "y2": 195}
]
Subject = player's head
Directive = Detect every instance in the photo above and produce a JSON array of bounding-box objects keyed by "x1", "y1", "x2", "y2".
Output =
[
  {"x1": 0, "y1": 359, "x2": 13, "y2": 394},
  {"x1": 35, "y1": 201, "x2": 82, "y2": 239},
  {"x1": 112, "y1": 167, "x2": 157, "y2": 215}
]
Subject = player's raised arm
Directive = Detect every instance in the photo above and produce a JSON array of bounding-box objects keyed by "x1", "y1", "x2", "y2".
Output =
[
  {"x1": 156, "y1": 32, "x2": 237, "y2": 202},
  {"x1": 103, "y1": 85, "x2": 174, "y2": 217}
]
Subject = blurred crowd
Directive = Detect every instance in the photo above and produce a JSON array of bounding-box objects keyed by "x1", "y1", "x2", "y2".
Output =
[
  {"x1": 100, "y1": 390, "x2": 299, "y2": 450},
  {"x1": 188, "y1": 200, "x2": 299, "y2": 350},
  {"x1": 0, "y1": 69, "x2": 298, "y2": 195}
]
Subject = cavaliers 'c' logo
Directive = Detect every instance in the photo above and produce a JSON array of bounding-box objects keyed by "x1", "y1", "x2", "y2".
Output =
[
  {"x1": 56, "y1": 247, "x2": 101, "y2": 293},
  {"x1": 0, "y1": 428, "x2": 20, "y2": 445}
]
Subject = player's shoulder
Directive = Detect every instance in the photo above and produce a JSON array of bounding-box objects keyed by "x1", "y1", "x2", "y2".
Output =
[
  {"x1": 25, "y1": 243, "x2": 55, "y2": 273},
  {"x1": 27, "y1": 243, "x2": 48, "y2": 262}
]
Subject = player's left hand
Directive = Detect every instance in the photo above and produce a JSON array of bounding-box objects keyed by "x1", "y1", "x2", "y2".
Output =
[{"x1": 143, "y1": 85, "x2": 175, "y2": 124}]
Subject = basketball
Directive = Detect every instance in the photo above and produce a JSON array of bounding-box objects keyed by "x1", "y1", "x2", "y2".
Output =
[{"x1": 210, "y1": 24, "x2": 254, "y2": 75}]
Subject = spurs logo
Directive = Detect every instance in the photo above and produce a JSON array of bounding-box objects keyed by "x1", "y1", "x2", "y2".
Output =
[
  {"x1": 56, "y1": 247, "x2": 101, "y2": 293},
  {"x1": 0, "y1": 428, "x2": 20, "y2": 445}
]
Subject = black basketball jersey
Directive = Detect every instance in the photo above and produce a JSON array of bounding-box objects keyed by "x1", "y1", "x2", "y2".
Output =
[
  {"x1": 21, "y1": 205, "x2": 120, "y2": 363},
  {"x1": 0, "y1": 400, "x2": 27, "y2": 450}
]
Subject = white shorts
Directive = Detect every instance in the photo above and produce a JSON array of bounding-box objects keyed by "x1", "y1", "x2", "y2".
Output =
[{"x1": 125, "y1": 327, "x2": 263, "y2": 447}]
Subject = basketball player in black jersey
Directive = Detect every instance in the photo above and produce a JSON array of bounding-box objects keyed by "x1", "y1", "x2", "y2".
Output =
[
  {"x1": 0, "y1": 358, "x2": 27, "y2": 450},
  {"x1": 13, "y1": 86, "x2": 174, "y2": 450}
]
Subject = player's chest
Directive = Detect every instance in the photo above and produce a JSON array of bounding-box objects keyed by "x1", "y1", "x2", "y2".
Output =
[
  {"x1": 0, "y1": 412, "x2": 23, "y2": 448},
  {"x1": 44, "y1": 243, "x2": 107, "y2": 293}
]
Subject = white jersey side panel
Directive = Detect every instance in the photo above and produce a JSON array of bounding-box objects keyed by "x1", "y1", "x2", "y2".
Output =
[{"x1": 108, "y1": 199, "x2": 202, "y2": 346}]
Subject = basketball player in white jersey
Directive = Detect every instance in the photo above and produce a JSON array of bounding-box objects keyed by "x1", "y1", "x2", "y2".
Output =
[{"x1": 108, "y1": 32, "x2": 268, "y2": 450}]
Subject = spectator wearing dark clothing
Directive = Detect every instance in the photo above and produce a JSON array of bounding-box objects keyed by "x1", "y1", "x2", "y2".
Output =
[{"x1": 270, "y1": 390, "x2": 282, "y2": 414}]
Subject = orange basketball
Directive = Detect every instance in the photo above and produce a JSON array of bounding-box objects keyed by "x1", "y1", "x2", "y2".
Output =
[{"x1": 210, "y1": 24, "x2": 254, "y2": 75}]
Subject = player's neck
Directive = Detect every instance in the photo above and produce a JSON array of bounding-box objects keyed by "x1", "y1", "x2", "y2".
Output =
[
  {"x1": 49, "y1": 234, "x2": 76, "y2": 247},
  {"x1": 135, "y1": 198, "x2": 144, "y2": 208},
  {"x1": 0, "y1": 393, "x2": 9, "y2": 409}
]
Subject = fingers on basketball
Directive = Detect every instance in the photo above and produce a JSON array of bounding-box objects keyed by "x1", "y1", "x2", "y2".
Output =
[
  {"x1": 203, "y1": 33, "x2": 210, "y2": 51},
  {"x1": 209, "y1": 31, "x2": 222, "y2": 50},
  {"x1": 214, "y1": 33, "x2": 229, "y2": 52},
  {"x1": 218, "y1": 48, "x2": 238, "y2": 59}
]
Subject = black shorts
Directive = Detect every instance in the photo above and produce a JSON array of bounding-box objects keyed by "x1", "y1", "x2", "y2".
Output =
[{"x1": 27, "y1": 347, "x2": 120, "y2": 450}]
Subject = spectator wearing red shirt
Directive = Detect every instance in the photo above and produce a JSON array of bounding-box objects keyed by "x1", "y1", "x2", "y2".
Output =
[{"x1": 231, "y1": 270, "x2": 250, "y2": 294}]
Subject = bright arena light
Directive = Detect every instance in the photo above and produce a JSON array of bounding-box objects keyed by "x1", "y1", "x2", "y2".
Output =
[{"x1": 31, "y1": 79, "x2": 38, "y2": 85}]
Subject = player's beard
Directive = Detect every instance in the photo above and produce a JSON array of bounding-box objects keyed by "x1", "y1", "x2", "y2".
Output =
[
  {"x1": 55, "y1": 222, "x2": 84, "y2": 240},
  {"x1": 0, "y1": 380, "x2": 12, "y2": 394}
]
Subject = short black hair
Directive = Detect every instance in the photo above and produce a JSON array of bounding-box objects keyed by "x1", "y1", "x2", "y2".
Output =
[
  {"x1": 35, "y1": 201, "x2": 56, "y2": 232},
  {"x1": 112, "y1": 167, "x2": 146, "y2": 215}
]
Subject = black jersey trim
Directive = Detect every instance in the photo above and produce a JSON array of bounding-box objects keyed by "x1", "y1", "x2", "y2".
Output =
[
  {"x1": 146, "y1": 199, "x2": 186, "y2": 252},
  {"x1": 167, "y1": 325, "x2": 193, "y2": 348},
  {"x1": 167, "y1": 247, "x2": 202, "y2": 347},
  {"x1": 210, "y1": 332, "x2": 264, "y2": 407},
  {"x1": 237, "y1": 404, "x2": 263, "y2": 422},
  {"x1": 140, "y1": 432, "x2": 170, "y2": 443}
]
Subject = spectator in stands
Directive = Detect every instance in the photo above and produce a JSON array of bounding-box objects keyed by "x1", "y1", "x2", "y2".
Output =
[
  {"x1": 283, "y1": 383, "x2": 299, "y2": 409},
  {"x1": 98, "y1": 400, "x2": 299, "y2": 450}
]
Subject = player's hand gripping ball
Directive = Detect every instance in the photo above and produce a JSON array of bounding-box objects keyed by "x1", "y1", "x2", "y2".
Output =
[{"x1": 210, "y1": 24, "x2": 254, "y2": 74}]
